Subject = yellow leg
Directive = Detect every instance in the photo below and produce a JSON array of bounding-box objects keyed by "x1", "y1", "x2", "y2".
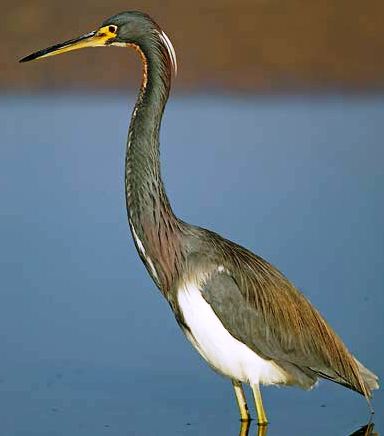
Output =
[
  {"x1": 251, "y1": 384, "x2": 268, "y2": 426},
  {"x1": 232, "y1": 380, "x2": 251, "y2": 421}
]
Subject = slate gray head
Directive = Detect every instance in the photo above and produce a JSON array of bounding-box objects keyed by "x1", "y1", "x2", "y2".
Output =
[
  {"x1": 102, "y1": 11, "x2": 159, "y2": 45},
  {"x1": 19, "y1": 10, "x2": 177, "y2": 73}
]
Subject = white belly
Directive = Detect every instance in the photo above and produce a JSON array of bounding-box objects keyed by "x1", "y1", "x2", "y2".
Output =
[{"x1": 177, "y1": 281, "x2": 287, "y2": 386}]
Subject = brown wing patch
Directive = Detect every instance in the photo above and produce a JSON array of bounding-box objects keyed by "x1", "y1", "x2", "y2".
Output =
[{"x1": 204, "y1": 230, "x2": 375, "y2": 399}]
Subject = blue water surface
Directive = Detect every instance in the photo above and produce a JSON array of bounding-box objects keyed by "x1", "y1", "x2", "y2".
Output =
[{"x1": 0, "y1": 93, "x2": 383, "y2": 435}]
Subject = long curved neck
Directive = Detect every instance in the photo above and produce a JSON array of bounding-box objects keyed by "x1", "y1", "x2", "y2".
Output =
[{"x1": 125, "y1": 41, "x2": 183, "y2": 294}]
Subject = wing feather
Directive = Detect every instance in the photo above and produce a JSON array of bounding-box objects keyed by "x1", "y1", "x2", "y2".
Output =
[{"x1": 196, "y1": 229, "x2": 378, "y2": 398}]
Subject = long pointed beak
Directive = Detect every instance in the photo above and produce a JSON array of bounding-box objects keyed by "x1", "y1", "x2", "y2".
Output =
[{"x1": 19, "y1": 30, "x2": 107, "y2": 63}]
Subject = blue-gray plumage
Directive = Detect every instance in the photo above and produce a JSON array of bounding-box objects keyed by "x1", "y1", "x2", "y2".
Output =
[{"x1": 20, "y1": 10, "x2": 379, "y2": 426}]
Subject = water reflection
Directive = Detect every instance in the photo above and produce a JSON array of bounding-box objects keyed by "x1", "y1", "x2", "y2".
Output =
[
  {"x1": 237, "y1": 421, "x2": 377, "y2": 436},
  {"x1": 349, "y1": 423, "x2": 378, "y2": 436},
  {"x1": 238, "y1": 420, "x2": 250, "y2": 436},
  {"x1": 350, "y1": 422, "x2": 379, "y2": 436},
  {"x1": 237, "y1": 421, "x2": 265, "y2": 436}
]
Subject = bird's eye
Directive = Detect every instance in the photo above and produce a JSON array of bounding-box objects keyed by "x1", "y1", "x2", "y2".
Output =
[{"x1": 108, "y1": 25, "x2": 117, "y2": 33}]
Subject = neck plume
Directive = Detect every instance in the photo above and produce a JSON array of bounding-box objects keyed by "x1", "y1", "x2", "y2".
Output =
[{"x1": 125, "y1": 35, "x2": 183, "y2": 294}]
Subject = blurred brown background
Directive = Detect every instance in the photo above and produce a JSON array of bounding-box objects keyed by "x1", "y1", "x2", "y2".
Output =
[{"x1": 3, "y1": 0, "x2": 384, "y2": 92}]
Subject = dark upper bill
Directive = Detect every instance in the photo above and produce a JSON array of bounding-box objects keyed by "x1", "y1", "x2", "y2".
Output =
[{"x1": 19, "y1": 26, "x2": 118, "y2": 63}]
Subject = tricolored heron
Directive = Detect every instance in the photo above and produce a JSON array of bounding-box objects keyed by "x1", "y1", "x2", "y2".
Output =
[{"x1": 20, "y1": 11, "x2": 379, "y2": 426}]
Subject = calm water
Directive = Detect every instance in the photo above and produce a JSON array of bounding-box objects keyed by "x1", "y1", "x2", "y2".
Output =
[{"x1": 0, "y1": 94, "x2": 383, "y2": 435}]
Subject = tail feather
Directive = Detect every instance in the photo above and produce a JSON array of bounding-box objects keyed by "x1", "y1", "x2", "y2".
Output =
[
  {"x1": 354, "y1": 357, "x2": 379, "y2": 395},
  {"x1": 310, "y1": 356, "x2": 379, "y2": 401}
]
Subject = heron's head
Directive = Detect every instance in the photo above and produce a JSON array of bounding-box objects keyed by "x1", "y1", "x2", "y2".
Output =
[{"x1": 19, "y1": 11, "x2": 177, "y2": 73}]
